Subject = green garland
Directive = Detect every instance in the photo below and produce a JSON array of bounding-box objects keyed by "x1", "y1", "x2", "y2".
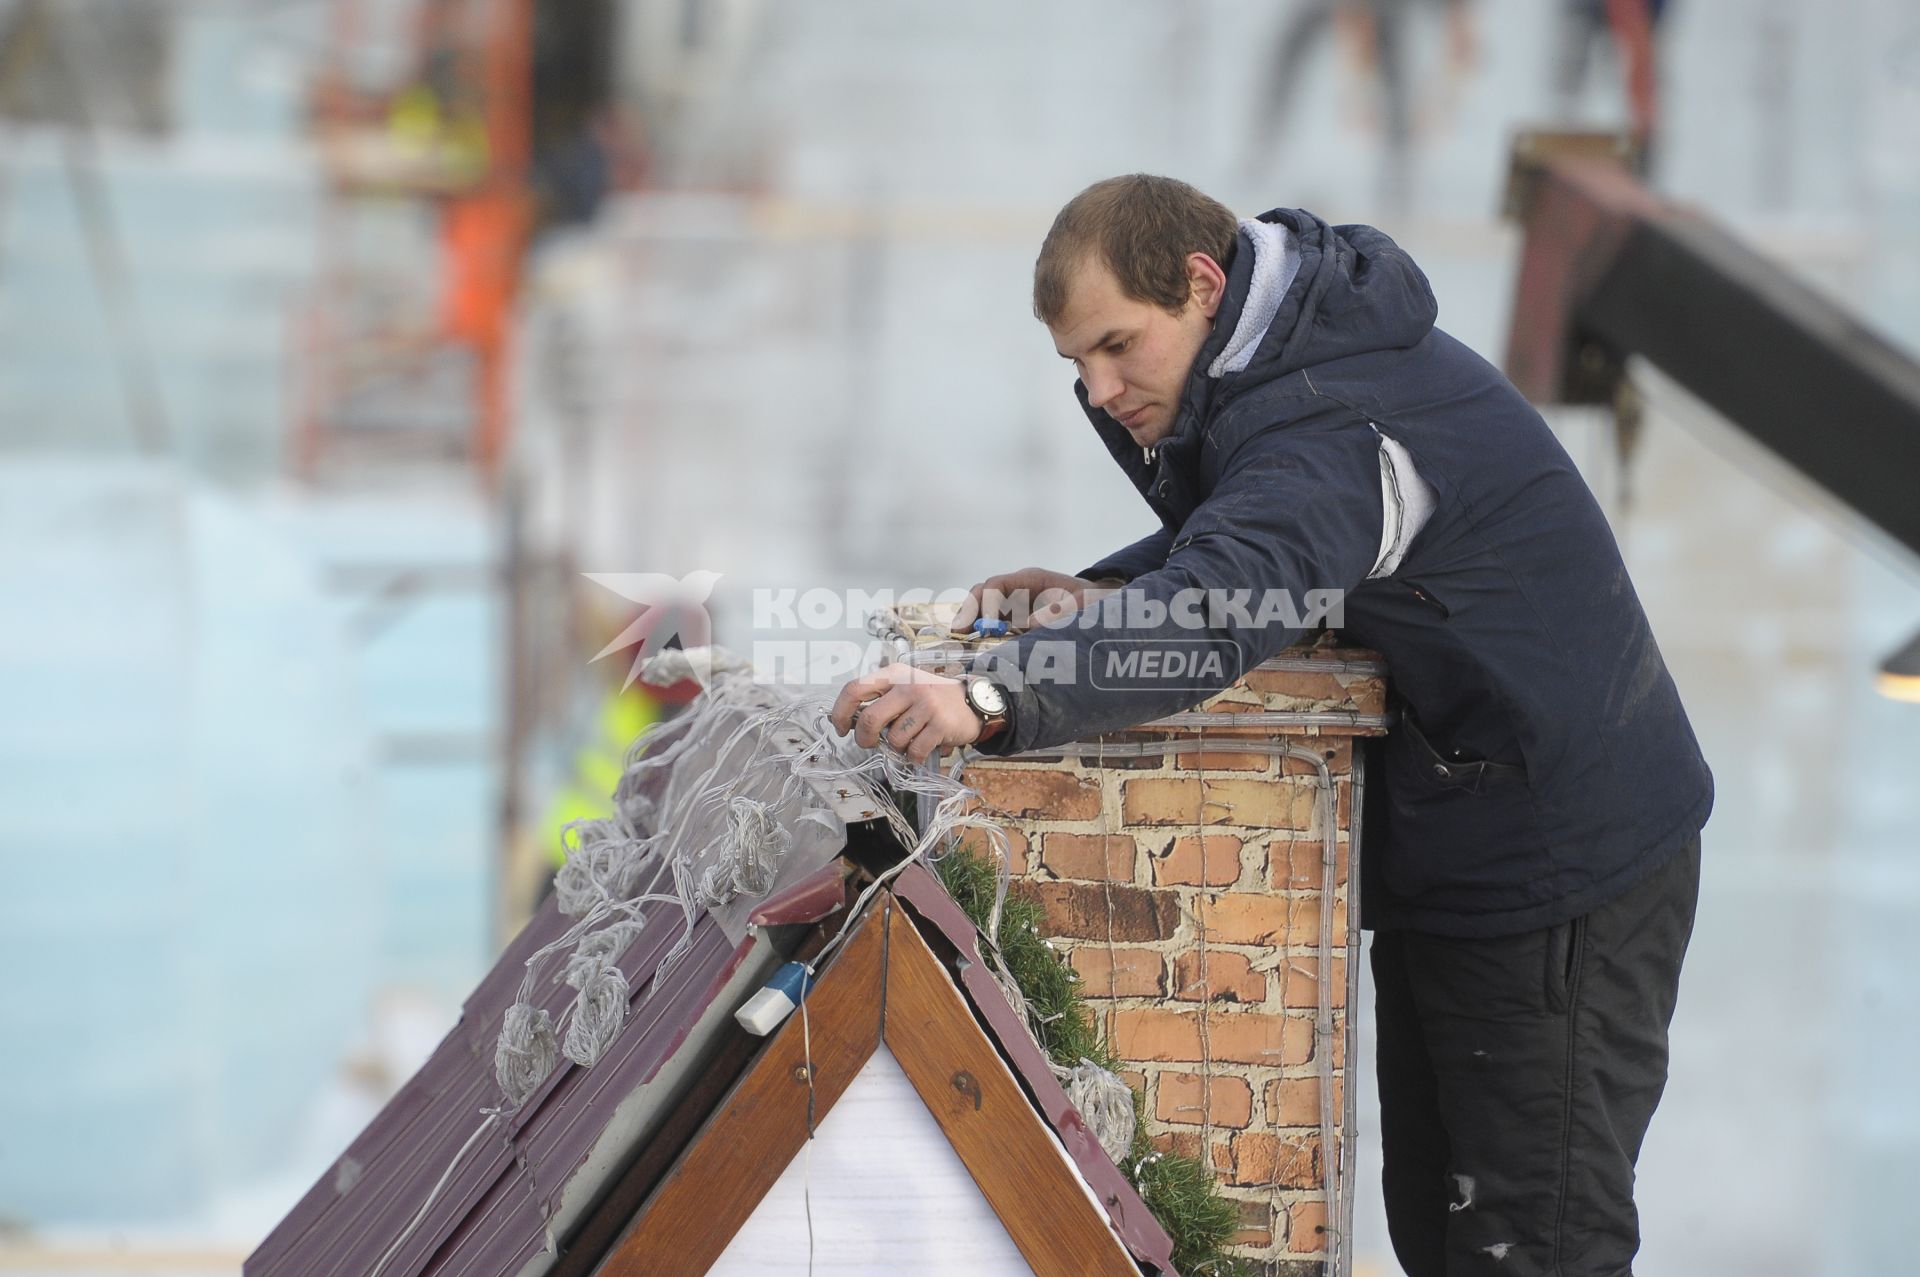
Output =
[{"x1": 934, "y1": 844, "x2": 1251, "y2": 1277}]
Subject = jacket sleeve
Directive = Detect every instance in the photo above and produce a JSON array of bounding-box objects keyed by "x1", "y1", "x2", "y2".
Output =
[
  {"x1": 1077, "y1": 525, "x2": 1176, "y2": 583},
  {"x1": 973, "y1": 419, "x2": 1386, "y2": 755}
]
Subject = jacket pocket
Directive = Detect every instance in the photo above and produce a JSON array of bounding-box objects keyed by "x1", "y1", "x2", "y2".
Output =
[
  {"x1": 1398, "y1": 707, "x2": 1527, "y2": 794},
  {"x1": 1379, "y1": 710, "x2": 1549, "y2": 904},
  {"x1": 1544, "y1": 914, "x2": 1586, "y2": 1014}
]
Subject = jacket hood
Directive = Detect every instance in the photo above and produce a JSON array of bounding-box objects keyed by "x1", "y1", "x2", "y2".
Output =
[
  {"x1": 1083, "y1": 209, "x2": 1438, "y2": 469},
  {"x1": 1220, "y1": 208, "x2": 1438, "y2": 389}
]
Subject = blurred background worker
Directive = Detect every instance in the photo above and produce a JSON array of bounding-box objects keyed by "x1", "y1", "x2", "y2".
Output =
[
  {"x1": 530, "y1": 601, "x2": 701, "y2": 906},
  {"x1": 1249, "y1": 0, "x2": 1480, "y2": 213},
  {"x1": 1552, "y1": 0, "x2": 1673, "y2": 174}
]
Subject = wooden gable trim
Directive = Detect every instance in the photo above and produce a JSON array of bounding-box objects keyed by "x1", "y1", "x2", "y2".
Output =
[
  {"x1": 594, "y1": 895, "x2": 1147, "y2": 1277},
  {"x1": 594, "y1": 904, "x2": 887, "y2": 1277},
  {"x1": 878, "y1": 904, "x2": 1141, "y2": 1276}
]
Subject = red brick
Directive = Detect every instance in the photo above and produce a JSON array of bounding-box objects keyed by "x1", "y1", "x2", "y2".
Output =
[
  {"x1": 963, "y1": 766, "x2": 1102, "y2": 820},
  {"x1": 1261, "y1": 763, "x2": 1349, "y2": 827},
  {"x1": 1269, "y1": 837, "x2": 1350, "y2": 890},
  {"x1": 1111, "y1": 1008, "x2": 1204, "y2": 1061},
  {"x1": 1291, "y1": 737, "x2": 1353, "y2": 771},
  {"x1": 1154, "y1": 1071, "x2": 1254, "y2": 1128},
  {"x1": 1227, "y1": 1132, "x2": 1322, "y2": 1188},
  {"x1": 1152, "y1": 833, "x2": 1243, "y2": 887},
  {"x1": 1198, "y1": 892, "x2": 1345, "y2": 949},
  {"x1": 953, "y1": 823, "x2": 1028, "y2": 874},
  {"x1": 1241, "y1": 669, "x2": 1336, "y2": 699},
  {"x1": 1121, "y1": 776, "x2": 1317, "y2": 829},
  {"x1": 1244, "y1": 669, "x2": 1387, "y2": 713},
  {"x1": 1119, "y1": 1008, "x2": 1313, "y2": 1065},
  {"x1": 1280, "y1": 955, "x2": 1347, "y2": 1010},
  {"x1": 1150, "y1": 1129, "x2": 1204, "y2": 1161},
  {"x1": 1285, "y1": 1198, "x2": 1329, "y2": 1256},
  {"x1": 1014, "y1": 880, "x2": 1180, "y2": 942},
  {"x1": 1041, "y1": 831, "x2": 1136, "y2": 881},
  {"x1": 1278, "y1": 743, "x2": 1352, "y2": 779},
  {"x1": 1285, "y1": 896, "x2": 1347, "y2": 950},
  {"x1": 1265, "y1": 1075, "x2": 1344, "y2": 1127},
  {"x1": 1207, "y1": 1011, "x2": 1315, "y2": 1066},
  {"x1": 1193, "y1": 891, "x2": 1288, "y2": 945},
  {"x1": 1172, "y1": 950, "x2": 1267, "y2": 1004},
  {"x1": 1069, "y1": 945, "x2": 1166, "y2": 998}
]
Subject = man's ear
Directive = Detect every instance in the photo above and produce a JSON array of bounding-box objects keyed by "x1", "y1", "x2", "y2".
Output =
[{"x1": 1186, "y1": 252, "x2": 1229, "y2": 319}]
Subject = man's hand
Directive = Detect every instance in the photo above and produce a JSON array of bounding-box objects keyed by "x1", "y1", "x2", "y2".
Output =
[
  {"x1": 949, "y1": 567, "x2": 1123, "y2": 633},
  {"x1": 828, "y1": 664, "x2": 980, "y2": 765}
]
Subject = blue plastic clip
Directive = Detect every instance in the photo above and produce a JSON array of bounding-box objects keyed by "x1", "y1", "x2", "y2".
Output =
[
  {"x1": 766, "y1": 960, "x2": 814, "y2": 1002},
  {"x1": 734, "y1": 961, "x2": 817, "y2": 1036},
  {"x1": 971, "y1": 618, "x2": 1010, "y2": 637}
]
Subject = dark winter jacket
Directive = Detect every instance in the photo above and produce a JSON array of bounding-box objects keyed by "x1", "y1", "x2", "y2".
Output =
[{"x1": 974, "y1": 209, "x2": 1713, "y2": 937}]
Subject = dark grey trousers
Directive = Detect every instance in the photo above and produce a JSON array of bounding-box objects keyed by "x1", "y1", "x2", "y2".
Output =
[{"x1": 1370, "y1": 835, "x2": 1702, "y2": 1276}]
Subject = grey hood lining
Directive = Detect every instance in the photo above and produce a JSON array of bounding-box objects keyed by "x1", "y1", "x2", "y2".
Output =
[{"x1": 1207, "y1": 217, "x2": 1302, "y2": 379}]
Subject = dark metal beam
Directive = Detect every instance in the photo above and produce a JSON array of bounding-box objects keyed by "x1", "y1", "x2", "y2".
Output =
[{"x1": 1504, "y1": 139, "x2": 1920, "y2": 560}]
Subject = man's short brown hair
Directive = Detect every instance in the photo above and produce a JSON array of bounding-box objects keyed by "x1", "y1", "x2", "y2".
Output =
[{"x1": 1032, "y1": 174, "x2": 1238, "y2": 326}]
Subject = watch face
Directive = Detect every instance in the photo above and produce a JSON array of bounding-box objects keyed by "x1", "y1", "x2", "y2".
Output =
[{"x1": 968, "y1": 678, "x2": 1007, "y2": 716}]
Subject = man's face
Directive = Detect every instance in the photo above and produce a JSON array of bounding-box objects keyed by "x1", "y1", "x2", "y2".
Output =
[{"x1": 1047, "y1": 254, "x2": 1225, "y2": 448}]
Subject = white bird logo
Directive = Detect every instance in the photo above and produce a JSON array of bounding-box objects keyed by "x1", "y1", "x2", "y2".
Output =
[{"x1": 581, "y1": 570, "x2": 724, "y2": 688}]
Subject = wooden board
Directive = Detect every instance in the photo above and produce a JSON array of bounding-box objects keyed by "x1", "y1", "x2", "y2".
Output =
[
  {"x1": 594, "y1": 908, "x2": 886, "y2": 1277},
  {"x1": 594, "y1": 897, "x2": 1147, "y2": 1277},
  {"x1": 882, "y1": 907, "x2": 1139, "y2": 1277}
]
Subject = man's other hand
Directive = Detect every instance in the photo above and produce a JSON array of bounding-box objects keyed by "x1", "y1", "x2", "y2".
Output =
[
  {"x1": 828, "y1": 664, "x2": 980, "y2": 764},
  {"x1": 949, "y1": 567, "x2": 1122, "y2": 633}
]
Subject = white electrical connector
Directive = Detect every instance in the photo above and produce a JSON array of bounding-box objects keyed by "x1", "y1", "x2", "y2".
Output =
[{"x1": 734, "y1": 961, "x2": 814, "y2": 1036}]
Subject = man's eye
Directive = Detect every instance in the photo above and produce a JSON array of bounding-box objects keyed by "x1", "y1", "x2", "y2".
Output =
[{"x1": 1106, "y1": 341, "x2": 1128, "y2": 355}]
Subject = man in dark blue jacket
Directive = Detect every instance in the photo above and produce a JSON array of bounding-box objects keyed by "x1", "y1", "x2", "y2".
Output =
[{"x1": 830, "y1": 174, "x2": 1711, "y2": 1275}]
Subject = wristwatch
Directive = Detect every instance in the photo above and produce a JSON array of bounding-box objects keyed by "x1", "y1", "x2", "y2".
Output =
[{"x1": 962, "y1": 675, "x2": 1011, "y2": 743}]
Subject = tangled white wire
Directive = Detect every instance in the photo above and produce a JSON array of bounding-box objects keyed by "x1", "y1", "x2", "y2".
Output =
[
  {"x1": 384, "y1": 645, "x2": 1145, "y2": 1276},
  {"x1": 494, "y1": 1004, "x2": 558, "y2": 1110},
  {"x1": 695, "y1": 797, "x2": 792, "y2": 907},
  {"x1": 1058, "y1": 1057, "x2": 1138, "y2": 1165}
]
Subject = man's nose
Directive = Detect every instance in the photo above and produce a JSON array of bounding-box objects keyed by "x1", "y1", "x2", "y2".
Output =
[{"x1": 1084, "y1": 366, "x2": 1123, "y2": 410}]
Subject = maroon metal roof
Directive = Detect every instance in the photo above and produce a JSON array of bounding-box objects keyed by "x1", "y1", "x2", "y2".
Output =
[
  {"x1": 247, "y1": 894, "x2": 762, "y2": 1277},
  {"x1": 252, "y1": 852, "x2": 1174, "y2": 1277}
]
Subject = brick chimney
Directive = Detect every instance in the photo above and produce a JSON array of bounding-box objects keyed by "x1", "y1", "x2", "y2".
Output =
[{"x1": 955, "y1": 639, "x2": 1387, "y2": 1276}]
